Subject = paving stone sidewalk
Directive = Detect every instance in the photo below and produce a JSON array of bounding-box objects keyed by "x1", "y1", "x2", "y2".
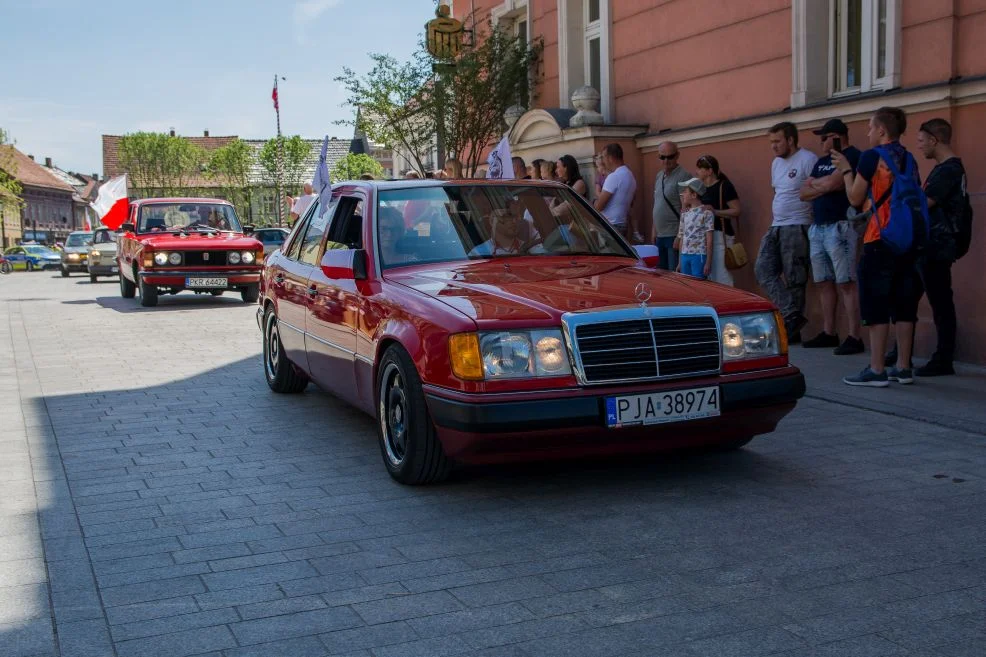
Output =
[{"x1": 1, "y1": 273, "x2": 984, "y2": 657}]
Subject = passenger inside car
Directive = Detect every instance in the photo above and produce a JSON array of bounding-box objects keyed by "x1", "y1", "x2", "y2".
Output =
[{"x1": 378, "y1": 208, "x2": 406, "y2": 264}]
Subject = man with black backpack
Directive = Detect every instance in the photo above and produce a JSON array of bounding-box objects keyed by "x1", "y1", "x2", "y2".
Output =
[
  {"x1": 833, "y1": 107, "x2": 928, "y2": 387},
  {"x1": 911, "y1": 118, "x2": 971, "y2": 376}
]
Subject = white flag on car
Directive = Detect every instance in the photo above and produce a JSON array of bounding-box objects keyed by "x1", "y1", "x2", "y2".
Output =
[
  {"x1": 486, "y1": 134, "x2": 513, "y2": 179},
  {"x1": 312, "y1": 135, "x2": 332, "y2": 215}
]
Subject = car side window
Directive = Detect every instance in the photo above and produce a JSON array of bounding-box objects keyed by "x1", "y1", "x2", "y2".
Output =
[
  {"x1": 284, "y1": 216, "x2": 310, "y2": 261},
  {"x1": 298, "y1": 200, "x2": 338, "y2": 266},
  {"x1": 324, "y1": 196, "x2": 364, "y2": 250}
]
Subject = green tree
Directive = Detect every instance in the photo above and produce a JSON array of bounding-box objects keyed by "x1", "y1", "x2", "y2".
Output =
[
  {"x1": 335, "y1": 53, "x2": 436, "y2": 176},
  {"x1": 118, "y1": 132, "x2": 208, "y2": 197},
  {"x1": 258, "y1": 135, "x2": 311, "y2": 196},
  {"x1": 0, "y1": 128, "x2": 23, "y2": 211},
  {"x1": 331, "y1": 153, "x2": 385, "y2": 182},
  {"x1": 434, "y1": 20, "x2": 543, "y2": 175},
  {"x1": 207, "y1": 139, "x2": 253, "y2": 216}
]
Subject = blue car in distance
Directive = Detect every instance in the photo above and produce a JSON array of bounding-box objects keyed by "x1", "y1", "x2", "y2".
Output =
[{"x1": 3, "y1": 244, "x2": 62, "y2": 271}]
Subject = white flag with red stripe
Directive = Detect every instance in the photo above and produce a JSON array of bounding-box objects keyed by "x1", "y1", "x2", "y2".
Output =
[{"x1": 90, "y1": 174, "x2": 129, "y2": 230}]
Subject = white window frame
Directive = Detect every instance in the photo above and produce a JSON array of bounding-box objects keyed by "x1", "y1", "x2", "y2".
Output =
[
  {"x1": 829, "y1": 0, "x2": 898, "y2": 97},
  {"x1": 558, "y1": 0, "x2": 611, "y2": 121},
  {"x1": 791, "y1": 0, "x2": 900, "y2": 107}
]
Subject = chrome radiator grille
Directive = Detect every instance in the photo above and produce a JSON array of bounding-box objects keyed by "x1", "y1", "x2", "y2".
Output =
[{"x1": 572, "y1": 314, "x2": 720, "y2": 384}]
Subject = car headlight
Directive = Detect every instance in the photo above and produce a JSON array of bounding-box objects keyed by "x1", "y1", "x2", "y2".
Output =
[
  {"x1": 168, "y1": 252, "x2": 182, "y2": 265},
  {"x1": 90, "y1": 250, "x2": 100, "y2": 261},
  {"x1": 228, "y1": 251, "x2": 241, "y2": 264},
  {"x1": 449, "y1": 330, "x2": 572, "y2": 380},
  {"x1": 153, "y1": 252, "x2": 168, "y2": 266},
  {"x1": 720, "y1": 312, "x2": 784, "y2": 360},
  {"x1": 241, "y1": 251, "x2": 255, "y2": 264},
  {"x1": 67, "y1": 253, "x2": 80, "y2": 260}
]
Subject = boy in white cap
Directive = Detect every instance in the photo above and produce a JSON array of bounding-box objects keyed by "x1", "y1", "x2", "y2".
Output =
[{"x1": 674, "y1": 178, "x2": 715, "y2": 279}]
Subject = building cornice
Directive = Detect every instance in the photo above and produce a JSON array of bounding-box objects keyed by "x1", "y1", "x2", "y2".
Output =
[{"x1": 637, "y1": 77, "x2": 986, "y2": 152}]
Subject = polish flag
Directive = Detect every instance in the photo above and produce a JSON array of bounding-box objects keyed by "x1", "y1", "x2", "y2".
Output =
[
  {"x1": 90, "y1": 174, "x2": 129, "y2": 230},
  {"x1": 272, "y1": 85, "x2": 279, "y2": 111}
]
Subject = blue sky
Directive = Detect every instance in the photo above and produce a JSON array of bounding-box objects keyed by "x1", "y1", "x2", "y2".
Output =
[{"x1": 0, "y1": 0, "x2": 436, "y2": 175}]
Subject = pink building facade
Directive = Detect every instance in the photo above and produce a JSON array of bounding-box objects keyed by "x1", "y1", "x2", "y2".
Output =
[{"x1": 454, "y1": 0, "x2": 986, "y2": 364}]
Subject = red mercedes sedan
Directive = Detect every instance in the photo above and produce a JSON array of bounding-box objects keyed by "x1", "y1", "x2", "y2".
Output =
[{"x1": 258, "y1": 180, "x2": 804, "y2": 484}]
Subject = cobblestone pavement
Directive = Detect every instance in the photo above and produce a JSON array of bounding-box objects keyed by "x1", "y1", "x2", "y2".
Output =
[{"x1": 1, "y1": 272, "x2": 984, "y2": 657}]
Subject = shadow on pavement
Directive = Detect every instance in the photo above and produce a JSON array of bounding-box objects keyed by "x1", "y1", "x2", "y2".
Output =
[{"x1": 94, "y1": 294, "x2": 251, "y2": 314}]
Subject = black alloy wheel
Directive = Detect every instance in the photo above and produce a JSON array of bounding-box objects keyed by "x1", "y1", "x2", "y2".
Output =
[
  {"x1": 263, "y1": 308, "x2": 308, "y2": 393},
  {"x1": 376, "y1": 345, "x2": 451, "y2": 485}
]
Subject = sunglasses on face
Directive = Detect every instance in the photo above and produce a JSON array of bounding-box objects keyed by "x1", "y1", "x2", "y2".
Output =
[{"x1": 659, "y1": 153, "x2": 679, "y2": 161}]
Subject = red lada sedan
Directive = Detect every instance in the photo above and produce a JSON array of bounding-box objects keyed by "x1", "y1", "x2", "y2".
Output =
[
  {"x1": 117, "y1": 198, "x2": 264, "y2": 307},
  {"x1": 258, "y1": 181, "x2": 805, "y2": 484}
]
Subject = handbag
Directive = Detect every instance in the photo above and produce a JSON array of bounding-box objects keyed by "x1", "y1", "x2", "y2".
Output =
[{"x1": 718, "y1": 183, "x2": 748, "y2": 269}]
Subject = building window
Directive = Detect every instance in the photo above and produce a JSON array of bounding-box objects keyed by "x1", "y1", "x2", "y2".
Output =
[
  {"x1": 792, "y1": 0, "x2": 899, "y2": 107},
  {"x1": 832, "y1": 0, "x2": 892, "y2": 95},
  {"x1": 584, "y1": 1, "x2": 601, "y2": 94}
]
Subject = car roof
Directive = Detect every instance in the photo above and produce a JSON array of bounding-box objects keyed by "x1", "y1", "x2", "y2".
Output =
[
  {"x1": 333, "y1": 179, "x2": 569, "y2": 192},
  {"x1": 69, "y1": 230, "x2": 93, "y2": 235},
  {"x1": 132, "y1": 197, "x2": 234, "y2": 206}
]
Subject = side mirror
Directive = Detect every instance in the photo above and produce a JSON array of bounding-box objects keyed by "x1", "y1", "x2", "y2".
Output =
[
  {"x1": 85, "y1": 240, "x2": 94, "y2": 247},
  {"x1": 121, "y1": 223, "x2": 135, "y2": 233},
  {"x1": 633, "y1": 244, "x2": 660, "y2": 269},
  {"x1": 242, "y1": 224, "x2": 255, "y2": 235},
  {"x1": 320, "y1": 248, "x2": 368, "y2": 281}
]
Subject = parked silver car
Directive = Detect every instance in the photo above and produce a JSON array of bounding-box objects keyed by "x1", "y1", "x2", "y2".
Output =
[
  {"x1": 86, "y1": 228, "x2": 119, "y2": 283},
  {"x1": 253, "y1": 227, "x2": 290, "y2": 256}
]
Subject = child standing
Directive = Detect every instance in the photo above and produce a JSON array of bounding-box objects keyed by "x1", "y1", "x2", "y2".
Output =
[{"x1": 674, "y1": 178, "x2": 715, "y2": 279}]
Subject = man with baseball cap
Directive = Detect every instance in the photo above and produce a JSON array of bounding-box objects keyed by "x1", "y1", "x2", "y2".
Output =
[{"x1": 799, "y1": 118, "x2": 864, "y2": 355}]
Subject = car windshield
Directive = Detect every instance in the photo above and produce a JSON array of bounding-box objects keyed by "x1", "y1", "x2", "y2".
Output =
[
  {"x1": 93, "y1": 230, "x2": 117, "y2": 244},
  {"x1": 137, "y1": 203, "x2": 242, "y2": 233},
  {"x1": 65, "y1": 233, "x2": 93, "y2": 247},
  {"x1": 376, "y1": 184, "x2": 632, "y2": 270},
  {"x1": 24, "y1": 246, "x2": 55, "y2": 256}
]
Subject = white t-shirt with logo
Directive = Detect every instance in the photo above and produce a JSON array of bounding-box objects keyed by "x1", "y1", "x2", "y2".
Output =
[
  {"x1": 770, "y1": 148, "x2": 818, "y2": 226},
  {"x1": 291, "y1": 193, "x2": 316, "y2": 218},
  {"x1": 601, "y1": 165, "x2": 637, "y2": 227}
]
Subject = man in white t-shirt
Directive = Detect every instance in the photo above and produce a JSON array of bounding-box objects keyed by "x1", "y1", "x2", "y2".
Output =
[
  {"x1": 594, "y1": 143, "x2": 638, "y2": 240},
  {"x1": 754, "y1": 122, "x2": 818, "y2": 342},
  {"x1": 288, "y1": 183, "x2": 316, "y2": 223}
]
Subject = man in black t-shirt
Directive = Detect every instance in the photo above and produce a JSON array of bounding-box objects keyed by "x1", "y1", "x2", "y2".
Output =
[
  {"x1": 799, "y1": 119, "x2": 864, "y2": 355},
  {"x1": 912, "y1": 118, "x2": 968, "y2": 376}
]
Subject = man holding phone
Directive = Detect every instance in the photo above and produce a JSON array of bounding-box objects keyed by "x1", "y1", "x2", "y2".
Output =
[{"x1": 799, "y1": 118, "x2": 864, "y2": 355}]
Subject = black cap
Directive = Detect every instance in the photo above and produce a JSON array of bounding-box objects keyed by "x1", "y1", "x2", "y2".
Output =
[{"x1": 813, "y1": 119, "x2": 849, "y2": 136}]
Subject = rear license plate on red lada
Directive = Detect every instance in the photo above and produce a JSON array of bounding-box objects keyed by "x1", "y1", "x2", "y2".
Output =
[{"x1": 605, "y1": 386, "x2": 720, "y2": 428}]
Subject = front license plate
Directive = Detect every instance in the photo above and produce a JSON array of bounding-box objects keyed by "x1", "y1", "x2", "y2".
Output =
[
  {"x1": 186, "y1": 277, "x2": 227, "y2": 288},
  {"x1": 111, "y1": 266, "x2": 119, "y2": 273},
  {"x1": 606, "y1": 386, "x2": 720, "y2": 428}
]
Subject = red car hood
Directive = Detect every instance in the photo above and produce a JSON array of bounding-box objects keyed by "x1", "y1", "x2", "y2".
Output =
[
  {"x1": 385, "y1": 257, "x2": 774, "y2": 326},
  {"x1": 135, "y1": 233, "x2": 262, "y2": 250}
]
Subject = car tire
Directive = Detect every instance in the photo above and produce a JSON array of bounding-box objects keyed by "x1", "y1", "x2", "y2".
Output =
[
  {"x1": 210, "y1": 290, "x2": 223, "y2": 297},
  {"x1": 119, "y1": 272, "x2": 136, "y2": 298},
  {"x1": 138, "y1": 278, "x2": 158, "y2": 307},
  {"x1": 376, "y1": 345, "x2": 451, "y2": 485},
  {"x1": 61, "y1": 266, "x2": 69, "y2": 277},
  {"x1": 241, "y1": 285, "x2": 259, "y2": 303},
  {"x1": 89, "y1": 273, "x2": 98, "y2": 284},
  {"x1": 27, "y1": 261, "x2": 34, "y2": 272},
  {"x1": 263, "y1": 308, "x2": 308, "y2": 394}
]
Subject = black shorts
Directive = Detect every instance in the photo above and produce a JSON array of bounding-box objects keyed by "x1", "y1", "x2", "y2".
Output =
[{"x1": 858, "y1": 241, "x2": 920, "y2": 326}]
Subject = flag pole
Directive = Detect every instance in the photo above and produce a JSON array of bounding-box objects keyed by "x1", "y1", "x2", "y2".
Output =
[{"x1": 274, "y1": 74, "x2": 284, "y2": 226}]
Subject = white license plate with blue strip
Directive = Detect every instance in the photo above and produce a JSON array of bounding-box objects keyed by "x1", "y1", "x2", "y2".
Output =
[{"x1": 606, "y1": 386, "x2": 720, "y2": 428}]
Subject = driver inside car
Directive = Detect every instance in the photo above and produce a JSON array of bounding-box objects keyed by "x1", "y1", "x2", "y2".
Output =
[{"x1": 378, "y1": 207, "x2": 407, "y2": 265}]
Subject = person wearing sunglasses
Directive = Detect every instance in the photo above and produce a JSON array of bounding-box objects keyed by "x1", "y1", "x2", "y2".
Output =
[{"x1": 652, "y1": 141, "x2": 691, "y2": 271}]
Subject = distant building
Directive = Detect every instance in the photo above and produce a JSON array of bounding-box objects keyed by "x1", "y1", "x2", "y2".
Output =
[{"x1": 0, "y1": 146, "x2": 76, "y2": 245}]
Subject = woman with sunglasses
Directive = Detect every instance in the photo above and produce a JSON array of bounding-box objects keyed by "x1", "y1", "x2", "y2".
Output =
[{"x1": 695, "y1": 154, "x2": 741, "y2": 286}]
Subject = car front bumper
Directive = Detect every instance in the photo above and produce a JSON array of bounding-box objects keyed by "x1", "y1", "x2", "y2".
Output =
[
  {"x1": 88, "y1": 263, "x2": 120, "y2": 276},
  {"x1": 424, "y1": 368, "x2": 805, "y2": 463},
  {"x1": 138, "y1": 269, "x2": 262, "y2": 287},
  {"x1": 61, "y1": 259, "x2": 88, "y2": 271}
]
